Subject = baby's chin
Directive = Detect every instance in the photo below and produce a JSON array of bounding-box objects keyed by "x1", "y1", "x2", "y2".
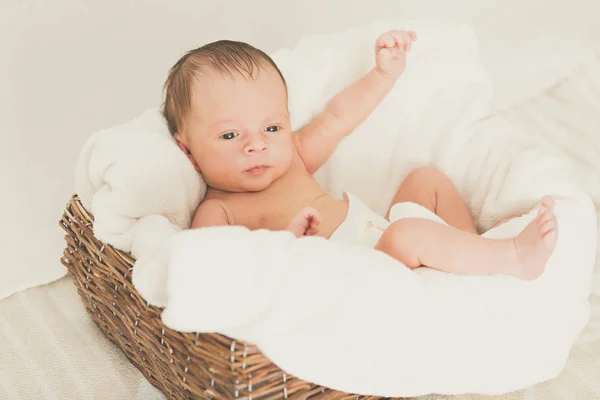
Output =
[
  {"x1": 238, "y1": 163, "x2": 290, "y2": 192},
  {"x1": 209, "y1": 175, "x2": 275, "y2": 193},
  {"x1": 238, "y1": 175, "x2": 277, "y2": 192},
  {"x1": 207, "y1": 161, "x2": 290, "y2": 193}
]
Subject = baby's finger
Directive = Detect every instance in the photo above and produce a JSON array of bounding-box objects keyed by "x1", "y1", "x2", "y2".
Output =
[
  {"x1": 376, "y1": 32, "x2": 394, "y2": 49},
  {"x1": 400, "y1": 30, "x2": 416, "y2": 49},
  {"x1": 406, "y1": 32, "x2": 414, "y2": 51},
  {"x1": 310, "y1": 218, "x2": 320, "y2": 230},
  {"x1": 303, "y1": 208, "x2": 320, "y2": 222},
  {"x1": 312, "y1": 211, "x2": 321, "y2": 223},
  {"x1": 408, "y1": 30, "x2": 417, "y2": 41},
  {"x1": 399, "y1": 31, "x2": 413, "y2": 52},
  {"x1": 386, "y1": 35, "x2": 396, "y2": 48},
  {"x1": 392, "y1": 35, "x2": 405, "y2": 52},
  {"x1": 305, "y1": 228, "x2": 318, "y2": 236},
  {"x1": 388, "y1": 33, "x2": 406, "y2": 53}
]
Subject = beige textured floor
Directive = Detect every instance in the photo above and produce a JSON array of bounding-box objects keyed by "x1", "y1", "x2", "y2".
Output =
[{"x1": 0, "y1": 277, "x2": 165, "y2": 400}]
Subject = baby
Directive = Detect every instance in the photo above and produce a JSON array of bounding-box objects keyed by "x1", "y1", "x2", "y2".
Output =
[{"x1": 162, "y1": 31, "x2": 557, "y2": 280}]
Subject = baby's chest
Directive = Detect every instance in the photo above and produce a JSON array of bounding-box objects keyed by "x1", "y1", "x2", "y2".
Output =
[{"x1": 228, "y1": 196, "x2": 299, "y2": 231}]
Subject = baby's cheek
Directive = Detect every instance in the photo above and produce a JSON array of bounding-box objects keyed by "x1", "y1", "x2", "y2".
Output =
[
  {"x1": 195, "y1": 154, "x2": 219, "y2": 179},
  {"x1": 281, "y1": 142, "x2": 294, "y2": 166},
  {"x1": 206, "y1": 153, "x2": 244, "y2": 180},
  {"x1": 200, "y1": 167, "x2": 231, "y2": 191}
]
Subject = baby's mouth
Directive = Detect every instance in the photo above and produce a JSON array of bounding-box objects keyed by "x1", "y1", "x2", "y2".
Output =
[{"x1": 245, "y1": 165, "x2": 269, "y2": 175}]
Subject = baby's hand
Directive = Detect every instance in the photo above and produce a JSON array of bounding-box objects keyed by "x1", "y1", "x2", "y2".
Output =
[
  {"x1": 375, "y1": 30, "x2": 417, "y2": 80},
  {"x1": 285, "y1": 208, "x2": 321, "y2": 238}
]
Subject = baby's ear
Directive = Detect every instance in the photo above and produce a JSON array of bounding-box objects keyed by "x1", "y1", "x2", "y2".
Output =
[
  {"x1": 174, "y1": 132, "x2": 200, "y2": 171},
  {"x1": 174, "y1": 132, "x2": 189, "y2": 153}
]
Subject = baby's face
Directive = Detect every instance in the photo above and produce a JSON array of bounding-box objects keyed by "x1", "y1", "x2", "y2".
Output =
[{"x1": 180, "y1": 67, "x2": 292, "y2": 192}]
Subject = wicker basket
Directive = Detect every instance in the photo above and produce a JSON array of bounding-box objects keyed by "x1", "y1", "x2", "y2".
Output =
[{"x1": 60, "y1": 195, "x2": 389, "y2": 400}]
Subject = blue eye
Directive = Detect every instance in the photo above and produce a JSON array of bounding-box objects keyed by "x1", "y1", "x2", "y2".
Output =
[
  {"x1": 221, "y1": 132, "x2": 239, "y2": 140},
  {"x1": 265, "y1": 125, "x2": 280, "y2": 133}
]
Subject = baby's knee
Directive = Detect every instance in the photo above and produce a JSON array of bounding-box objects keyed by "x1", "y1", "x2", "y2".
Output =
[
  {"x1": 404, "y1": 167, "x2": 445, "y2": 185},
  {"x1": 405, "y1": 167, "x2": 455, "y2": 199},
  {"x1": 376, "y1": 221, "x2": 421, "y2": 269}
]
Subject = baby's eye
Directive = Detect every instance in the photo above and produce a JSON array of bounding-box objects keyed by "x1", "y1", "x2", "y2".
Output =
[
  {"x1": 265, "y1": 125, "x2": 280, "y2": 133},
  {"x1": 221, "y1": 132, "x2": 239, "y2": 140}
]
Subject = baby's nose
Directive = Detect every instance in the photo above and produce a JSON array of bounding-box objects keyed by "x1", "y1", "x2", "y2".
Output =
[{"x1": 244, "y1": 133, "x2": 269, "y2": 154}]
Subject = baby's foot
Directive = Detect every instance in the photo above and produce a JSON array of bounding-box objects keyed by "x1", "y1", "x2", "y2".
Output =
[{"x1": 511, "y1": 196, "x2": 558, "y2": 280}]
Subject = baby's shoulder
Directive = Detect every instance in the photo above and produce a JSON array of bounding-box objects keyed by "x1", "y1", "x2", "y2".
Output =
[{"x1": 191, "y1": 198, "x2": 232, "y2": 228}]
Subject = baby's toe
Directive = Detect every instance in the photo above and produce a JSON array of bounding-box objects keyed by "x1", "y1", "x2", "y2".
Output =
[
  {"x1": 539, "y1": 210, "x2": 554, "y2": 225},
  {"x1": 541, "y1": 196, "x2": 554, "y2": 210},
  {"x1": 541, "y1": 214, "x2": 557, "y2": 236},
  {"x1": 536, "y1": 196, "x2": 554, "y2": 218}
]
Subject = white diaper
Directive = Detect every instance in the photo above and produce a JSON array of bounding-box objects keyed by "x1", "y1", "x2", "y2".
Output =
[{"x1": 329, "y1": 192, "x2": 448, "y2": 248}]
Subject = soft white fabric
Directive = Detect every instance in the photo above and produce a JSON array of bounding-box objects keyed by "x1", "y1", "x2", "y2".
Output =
[
  {"x1": 380, "y1": 0, "x2": 600, "y2": 111},
  {"x1": 492, "y1": 51, "x2": 600, "y2": 400},
  {"x1": 71, "y1": 18, "x2": 598, "y2": 397},
  {"x1": 466, "y1": 7, "x2": 598, "y2": 112},
  {"x1": 329, "y1": 192, "x2": 447, "y2": 248},
  {"x1": 329, "y1": 192, "x2": 390, "y2": 248},
  {"x1": 390, "y1": 201, "x2": 447, "y2": 225},
  {"x1": 74, "y1": 110, "x2": 205, "y2": 306},
  {"x1": 480, "y1": 40, "x2": 596, "y2": 112}
]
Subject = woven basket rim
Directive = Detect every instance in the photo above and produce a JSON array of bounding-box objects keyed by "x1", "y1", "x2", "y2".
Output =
[{"x1": 60, "y1": 194, "x2": 379, "y2": 400}]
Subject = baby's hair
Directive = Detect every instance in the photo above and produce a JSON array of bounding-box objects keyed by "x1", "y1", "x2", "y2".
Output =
[{"x1": 161, "y1": 40, "x2": 287, "y2": 136}]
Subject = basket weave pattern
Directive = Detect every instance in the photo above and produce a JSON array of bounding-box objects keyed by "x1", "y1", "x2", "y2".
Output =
[{"x1": 59, "y1": 196, "x2": 383, "y2": 400}]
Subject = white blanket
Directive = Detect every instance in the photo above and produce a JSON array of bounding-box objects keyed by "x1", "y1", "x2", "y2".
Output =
[
  {"x1": 74, "y1": 19, "x2": 598, "y2": 397},
  {"x1": 74, "y1": 111, "x2": 205, "y2": 305}
]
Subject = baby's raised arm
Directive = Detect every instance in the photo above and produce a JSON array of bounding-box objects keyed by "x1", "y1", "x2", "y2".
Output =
[{"x1": 293, "y1": 30, "x2": 416, "y2": 174}]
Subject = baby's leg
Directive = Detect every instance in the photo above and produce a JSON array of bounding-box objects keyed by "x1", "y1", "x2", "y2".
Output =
[
  {"x1": 388, "y1": 167, "x2": 477, "y2": 234},
  {"x1": 376, "y1": 197, "x2": 558, "y2": 280}
]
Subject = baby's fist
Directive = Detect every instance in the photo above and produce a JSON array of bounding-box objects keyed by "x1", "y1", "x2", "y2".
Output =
[
  {"x1": 286, "y1": 208, "x2": 321, "y2": 238},
  {"x1": 375, "y1": 30, "x2": 417, "y2": 80}
]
